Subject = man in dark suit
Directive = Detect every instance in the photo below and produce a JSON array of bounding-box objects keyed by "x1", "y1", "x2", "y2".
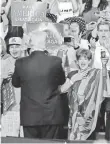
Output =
[
  {"x1": 12, "y1": 32, "x2": 66, "y2": 139},
  {"x1": 105, "y1": 70, "x2": 110, "y2": 141}
]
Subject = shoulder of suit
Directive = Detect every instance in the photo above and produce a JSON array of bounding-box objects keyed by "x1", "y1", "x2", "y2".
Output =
[
  {"x1": 50, "y1": 55, "x2": 62, "y2": 64},
  {"x1": 15, "y1": 56, "x2": 27, "y2": 66},
  {"x1": 16, "y1": 55, "x2": 29, "y2": 62}
]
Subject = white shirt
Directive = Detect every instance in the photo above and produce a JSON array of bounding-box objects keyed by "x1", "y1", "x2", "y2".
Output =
[{"x1": 93, "y1": 41, "x2": 110, "y2": 70}]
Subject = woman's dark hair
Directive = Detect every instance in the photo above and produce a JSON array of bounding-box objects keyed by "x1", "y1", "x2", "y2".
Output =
[
  {"x1": 76, "y1": 49, "x2": 92, "y2": 60},
  {"x1": 83, "y1": 0, "x2": 92, "y2": 13},
  {"x1": 83, "y1": 0, "x2": 108, "y2": 13},
  {"x1": 98, "y1": 0, "x2": 108, "y2": 11},
  {"x1": 87, "y1": 33, "x2": 98, "y2": 43}
]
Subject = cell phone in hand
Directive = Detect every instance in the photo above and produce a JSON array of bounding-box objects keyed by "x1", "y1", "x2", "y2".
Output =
[
  {"x1": 64, "y1": 37, "x2": 71, "y2": 43},
  {"x1": 101, "y1": 51, "x2": 106, "y2": 58}
]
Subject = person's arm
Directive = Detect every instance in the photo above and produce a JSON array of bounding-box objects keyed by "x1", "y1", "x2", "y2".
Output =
[
  {"x1": 4, "y1": 0, "x2": 12, "y2": 16},
  {"x1": 71, "y1": 0, "x2": 78, "y2": 12},
  {"x1": 101, "y1": 57, "x2": 109, "y2": 77},
  {"x1": 60, "y1": 78, "x2": 73, "y2": 93},
  {"x1": 12, "y1": 60, "x2": 21, "y2": 88},
  {"x1": 60, "y1": 71, "x2": 78, "y2": 93}
]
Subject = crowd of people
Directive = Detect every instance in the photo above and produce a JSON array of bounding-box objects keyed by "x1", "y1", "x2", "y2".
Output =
[{"x1": 0, "y1": 0, "x2": 110, "y2": 141}]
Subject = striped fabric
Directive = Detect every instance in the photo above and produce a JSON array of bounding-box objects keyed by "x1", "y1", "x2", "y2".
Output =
[
  {"x1": 68, "y1": 68, "x2": 110, "y2": 140},
  {"x1": 64, "y1": 17, "x2": 86, "y2": 34}
]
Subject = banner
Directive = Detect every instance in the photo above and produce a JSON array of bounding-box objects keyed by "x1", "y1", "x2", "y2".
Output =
[
  {"x1": 26, "y1": 22, "x2": 64, "y2": 49},
  {"x1": 11, "y1": 2, "x2": 47, "y2": 26}
]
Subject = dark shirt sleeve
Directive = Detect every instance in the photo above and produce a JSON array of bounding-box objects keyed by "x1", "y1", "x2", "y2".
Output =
[
  {"x1": 67, "y1": 70, "x2": 78, "y2": 79},
  {"x1": 54, "y1": 57, "x2": 66, "y2": 85},
  {"x1": 58, "y1": 59, "x2": 66, "y2": 85},
  {"x1": 12, "y1": 60, "x2": 21, "y2": 88},
  {"x1": 105, "y1": 70, "x2": 110, "y2": 112}
]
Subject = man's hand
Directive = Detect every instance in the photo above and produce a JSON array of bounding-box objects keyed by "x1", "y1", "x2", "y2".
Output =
[{"x1": 71, "y1": 71, "x2": 88, "y2": 83}]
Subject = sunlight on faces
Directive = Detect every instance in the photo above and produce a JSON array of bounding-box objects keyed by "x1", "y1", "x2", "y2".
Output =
[{"x1": 9, "y1": 45, "x2": 22, "y2": 59}]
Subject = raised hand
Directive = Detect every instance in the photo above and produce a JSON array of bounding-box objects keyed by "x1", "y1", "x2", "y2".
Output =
[{"x1": 101, "y1": 57, "x2": 109, "y2": 67}]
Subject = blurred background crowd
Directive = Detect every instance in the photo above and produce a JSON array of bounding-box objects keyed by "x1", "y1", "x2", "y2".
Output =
[{"x1": 0, "y1": 0, "x2": 110, "y2": 142}]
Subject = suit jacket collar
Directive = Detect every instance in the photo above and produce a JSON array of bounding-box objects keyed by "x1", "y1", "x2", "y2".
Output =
[{"x1": 31, "y1": 51, "x2": 45, "y2": 56}]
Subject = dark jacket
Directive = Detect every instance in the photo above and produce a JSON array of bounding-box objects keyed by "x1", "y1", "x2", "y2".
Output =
[
  {"x1": 105, "y1": 70, "x2": 110, "y2": 112},
  {"x1": 12, "y1": 51, "x2": 66, "y2": 126}
]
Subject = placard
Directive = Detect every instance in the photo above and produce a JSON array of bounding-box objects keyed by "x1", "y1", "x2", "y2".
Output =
[
  {"x1": 46, "y1": 23, "x2": 63, "y2": 49},
  {"x1": 11, "y1": 2, "x2": 47, "y2": 26},
  {"x1": 26, "y1": 22, "x2": 64, "y2": 49},
  {"x1": 1, "y1": 78, "x2": 16, "y2": 114}
]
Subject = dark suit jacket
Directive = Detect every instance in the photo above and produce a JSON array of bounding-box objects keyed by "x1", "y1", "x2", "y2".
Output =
[
  {"x1": 105, "y1": 70, "x2": 110, "y2": 112},
  {"x1": 12, "y1": 51, "x2": 66, "y2": 126}
]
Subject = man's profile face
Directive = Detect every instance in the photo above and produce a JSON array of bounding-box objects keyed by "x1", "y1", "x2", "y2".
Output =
[{"x1": 98, "y1": 24, "x2": 110, "y2": 41}]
